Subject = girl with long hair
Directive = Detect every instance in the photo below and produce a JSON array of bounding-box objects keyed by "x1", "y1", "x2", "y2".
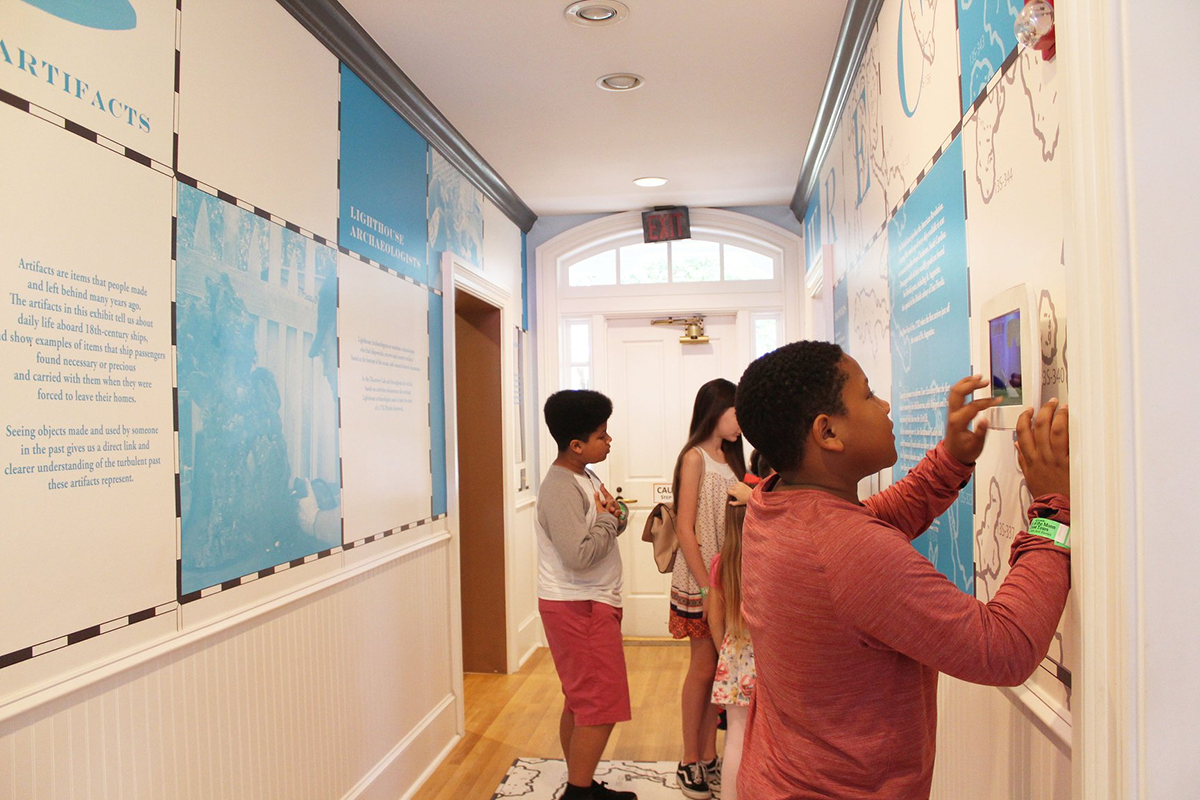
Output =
[
  {"x1": 669, "y1": 378, "x2": 748, "y2": 799},
  {"x1": 707, "y1": 494, "x2": 760, "y2": 800}
]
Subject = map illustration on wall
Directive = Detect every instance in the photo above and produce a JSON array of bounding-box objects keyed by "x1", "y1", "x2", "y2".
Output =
[
  {"x1": 813, "y1": 0, "x2": 1076, "y2": 718},
  {"x1": 958, "y1": 0, "x2": 1021, "y2": 111},
  {"x1": 175, "y1": 183, "x2": 341, "y2": 595}
]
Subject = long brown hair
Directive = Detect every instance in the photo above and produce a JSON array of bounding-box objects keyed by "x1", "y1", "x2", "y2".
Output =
[
  {"x1": 720, "y1": 502, "x2": 747, "y2": 638},
  {"x1": 671, "y1": 378, "x2": 747, "y2": 510}
]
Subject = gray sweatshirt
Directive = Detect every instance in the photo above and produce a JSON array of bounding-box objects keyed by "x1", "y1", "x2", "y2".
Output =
[{"x1": 535, "y1": 466, "x2": 627, "y2": 606}]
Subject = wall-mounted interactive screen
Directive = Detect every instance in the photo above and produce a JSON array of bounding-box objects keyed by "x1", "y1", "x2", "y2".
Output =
[
  {"x1": 979, "y1": 285, "x2": 1038, "y2": 430},
  {"x1": 989, "y1": 309, "x2": 1024, "y2": 406}
]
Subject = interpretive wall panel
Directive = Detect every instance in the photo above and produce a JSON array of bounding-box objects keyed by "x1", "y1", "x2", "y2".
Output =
[
  {"x1": 339, "y1": 255, "x2": 433, "y2": 541},
  {"x1": 0, "y1": 104, "x2": 176, "y2": 657}
]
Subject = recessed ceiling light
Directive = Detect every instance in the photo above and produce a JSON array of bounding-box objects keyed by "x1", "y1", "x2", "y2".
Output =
[
  {"x1": 564, "y1": 1, "x2": 629, "y2": 27},
  {"x1": 596, "y1": 73, "x2": 644, "y2": 92},
  {"x1": 633, "y1": 177, "x2": 668, "y2": 188}
]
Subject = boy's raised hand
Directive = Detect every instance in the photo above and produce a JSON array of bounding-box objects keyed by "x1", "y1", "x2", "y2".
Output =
[
  {"x1": 943, "y1": 375, "x2": 1002, "y2": 465},
  {"x1": 1016, "y1": 398, "x2": 1070, "y2": 499}
]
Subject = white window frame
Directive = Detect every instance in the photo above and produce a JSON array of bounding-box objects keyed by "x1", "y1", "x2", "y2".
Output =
[{"x1": 560, "y1": 221, "x2": 786, "y2": 299}]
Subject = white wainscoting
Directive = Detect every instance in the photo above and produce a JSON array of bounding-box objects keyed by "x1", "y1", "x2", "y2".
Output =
[
  {"x1": 932, "y1": 677, "x2": 1071, "y2": 799},
  {"x1": 512, "y1": 500, "x2": 544, "y2": 667},
  {"x1": 0, "y1": 539, "x2": 458, "y2": 800}
]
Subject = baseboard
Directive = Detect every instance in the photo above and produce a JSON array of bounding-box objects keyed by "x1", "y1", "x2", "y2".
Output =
[
  {"x1": 517, "y1": 610, "x2": 544, "y2": 664},
  {"x1": 342, "y1": 692, "x2": 459, "y2": 800}
]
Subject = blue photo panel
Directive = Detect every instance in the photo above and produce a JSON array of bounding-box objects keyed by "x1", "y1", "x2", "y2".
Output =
[
  {"x1": 833, "y1": 276, "x2": 850, "y2": 351},
  {"x1": 803, "y1": 188, "x2": 823, "y2": 270},
  {"x1": 176, "y1": 183, "x2": 342, "y2": 595},
  {"x1": 428, "y1": 148, "x2": 483, "y2": 283},
  {"x1": 959, "y1": 0, "x2": 1020, "y2": 111},
  {"x1": 339, "y1": 66, "x2": 428, "y2": 283},
  {"x1": 428, "y1": 291, "x2": 447, "y2": 517},
  {"x1": 887, "y1": 136, "x2": 974, "y2": 593}
]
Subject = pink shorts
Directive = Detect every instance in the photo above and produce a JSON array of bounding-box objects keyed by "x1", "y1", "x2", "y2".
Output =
[{"x1": 539, "y1": 599, "x2": 632, "y2": 726}]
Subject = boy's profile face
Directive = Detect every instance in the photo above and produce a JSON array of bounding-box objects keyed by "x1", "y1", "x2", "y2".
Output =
[
  {"x1": 573, "y1": 423, "x2": 612, "y2": 465},
  {"x1": 828, "y1": 356, "x2": 896, "y2": 477}
]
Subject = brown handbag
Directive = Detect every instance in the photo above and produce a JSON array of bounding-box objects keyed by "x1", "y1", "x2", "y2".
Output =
[{"x1": 641, "y1": 502, "x2": 679, "y2": 573}]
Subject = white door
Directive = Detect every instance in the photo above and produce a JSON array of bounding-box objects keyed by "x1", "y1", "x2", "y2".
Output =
[{"x1": 598, "y1": 314, "x2": 743, "y2": 637}]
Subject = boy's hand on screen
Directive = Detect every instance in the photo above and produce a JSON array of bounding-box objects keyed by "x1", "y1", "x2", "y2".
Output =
[
  {"x1": 1016, "y1": 399, "x2": 1070, "y2": 499},
  {"x1": 943, "y1": 375, "x2": 1002, "y2": 465}
]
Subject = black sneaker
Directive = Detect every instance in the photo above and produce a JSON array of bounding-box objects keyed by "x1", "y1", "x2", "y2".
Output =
[
  {"x1": 676, "y1": 761, "x2": 712, "y2": 799},
  {"x1": 702, "y1": 756, "x2": 721, "y2": 788},
  {"x1": 590, "y1": 779, "x2": 637, "y2": 800}
]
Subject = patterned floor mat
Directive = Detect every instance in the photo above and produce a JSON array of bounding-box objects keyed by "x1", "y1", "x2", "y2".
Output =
[{"x1": 492, "y1": 758, "x2": 722, "y2": 799}]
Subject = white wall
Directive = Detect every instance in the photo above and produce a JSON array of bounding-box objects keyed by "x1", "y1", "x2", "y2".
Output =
[{"x1": 1124, "y1": 3, "x2": 1200, "y2": 795}]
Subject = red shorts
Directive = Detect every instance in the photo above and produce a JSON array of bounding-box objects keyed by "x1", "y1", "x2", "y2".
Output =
[{"x1": 539, "y1": 599, "x2": 631, "y2": 726}]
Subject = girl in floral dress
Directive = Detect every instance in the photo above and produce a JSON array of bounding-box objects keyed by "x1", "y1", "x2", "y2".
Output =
[{"x1": 707, "y1": 500, "x2": 756, "y2": 800}]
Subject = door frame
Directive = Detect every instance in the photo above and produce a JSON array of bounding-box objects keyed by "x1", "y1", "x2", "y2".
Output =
[{"x1": 443, "y1": 252, "x2": 520, "y2": 688}]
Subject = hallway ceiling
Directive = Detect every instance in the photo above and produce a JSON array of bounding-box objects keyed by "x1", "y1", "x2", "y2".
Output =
[{"x1": 336, "y1": 0, "x2": 850, "y2": 218}]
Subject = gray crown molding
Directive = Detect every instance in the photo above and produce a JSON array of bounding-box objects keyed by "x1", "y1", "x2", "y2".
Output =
[
  {"x1": 790, "y1": 0, "x2": 885, "y2": 223},
  {"x1": 277, "y1": 0, "x2": 538, "y2": 233}
]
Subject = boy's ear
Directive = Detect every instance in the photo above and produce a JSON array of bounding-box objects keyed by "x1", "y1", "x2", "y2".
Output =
[
  {"x1": 811, "y1": 414, "x2": 845, "y2": 453},
  {"x1": 568, "y1": 438, "x2": 585, "y2": 454}
]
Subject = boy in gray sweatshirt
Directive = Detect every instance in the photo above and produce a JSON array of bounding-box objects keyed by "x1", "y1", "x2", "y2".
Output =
[{"x1": 537, "y1": 390, "x2": 636, "y2": 800}]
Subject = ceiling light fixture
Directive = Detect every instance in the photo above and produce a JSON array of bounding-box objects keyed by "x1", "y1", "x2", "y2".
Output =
[
  {"x1": 596, "y1": 73, "x2": 644, "y2": 92},
  {"x1": 564, "y1": 1, "x2": 629, "y2": 27},
  {"x1": 633, "y1": 177, "x2": 668, "y2": 188}
]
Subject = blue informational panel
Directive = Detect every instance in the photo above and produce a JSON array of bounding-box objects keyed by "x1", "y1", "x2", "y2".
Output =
[
  {"x1": 803, "y1": 187, "x2": 823, "y2": 271},
  {"x1": 338, "y1": 66, "x2": 429, "y2": 283},
  {"x1": 887, "y1": 136, "x2": 974, "y2": 593},
  {"x1": 958, "y1": 0, "x2": 1020, "y2": 111},
  {"x1": 428, "y1": 292, "x2": 447, "y2": 517},
  {"x1": 833, "y1": 277, "x2": 850, "y2": 350},
  {"x1": 176, "y1": 183, "x2": 341, "y2": 595}
]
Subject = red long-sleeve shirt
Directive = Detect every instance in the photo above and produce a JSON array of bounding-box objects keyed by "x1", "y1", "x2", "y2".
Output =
[{"x1": 740, "y1": 444, "x2": 1070, "y2": 799}]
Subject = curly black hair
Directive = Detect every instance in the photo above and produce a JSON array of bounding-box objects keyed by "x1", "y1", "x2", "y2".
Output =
[
  {"x1": 544, "y1": 389, "x2": 613, "y2": 452},
  {"x1": 734, "y1": 341, "x2": 848, "y2": 473}
]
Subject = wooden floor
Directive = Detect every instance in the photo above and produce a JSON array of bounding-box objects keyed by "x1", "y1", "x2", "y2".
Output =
[{"x1": 413, "y1": 642, "x2": 693, "y2": 799}]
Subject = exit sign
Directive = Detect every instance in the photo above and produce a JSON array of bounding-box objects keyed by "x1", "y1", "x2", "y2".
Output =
[{"x1": 642, "y1": 207, "x2": 691, "y2": 243}]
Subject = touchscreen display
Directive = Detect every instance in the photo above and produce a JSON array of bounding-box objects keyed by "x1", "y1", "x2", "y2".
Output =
[{"x1": 989, "y1": 309, "x2": 1022, "y2": 406}]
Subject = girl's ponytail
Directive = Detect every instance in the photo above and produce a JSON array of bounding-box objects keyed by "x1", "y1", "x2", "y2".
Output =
[{"x1": 720, "y1": 501, "x2": 747, "y2": 638}]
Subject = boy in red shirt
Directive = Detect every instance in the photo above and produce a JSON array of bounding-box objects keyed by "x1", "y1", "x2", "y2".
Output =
[{"x1": 733, "y1": 341, "x2": 1071, "y2": 799}]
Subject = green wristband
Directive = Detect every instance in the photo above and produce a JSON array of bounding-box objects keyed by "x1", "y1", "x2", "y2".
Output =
[{"x1": 1029, "y1": 517, "x2": 1071, "y2": 550}]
